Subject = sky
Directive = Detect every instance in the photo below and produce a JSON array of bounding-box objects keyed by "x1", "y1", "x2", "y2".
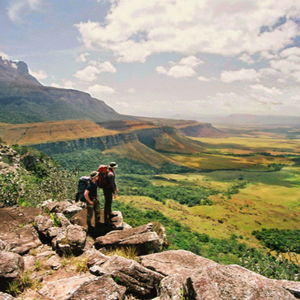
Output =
[{"x1": 1, "y1": 0, "x2": 300, "y2": 119}]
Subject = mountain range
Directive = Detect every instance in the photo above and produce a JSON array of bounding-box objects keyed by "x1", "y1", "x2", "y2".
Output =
[
  {"x1": 0, "y1": 57, "x2": 223, "y2": 157},
  {"x1": 0, "y1": 57, "x2": 131, "y2": 124}
]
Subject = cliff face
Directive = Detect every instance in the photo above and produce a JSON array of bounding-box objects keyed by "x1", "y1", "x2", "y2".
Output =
[
  {"x1": 32, "y1": 132, "x2": 138, "y2": 155},
  {"x1": 178, "y1": 123, "x2": 225, "y2": 137}
]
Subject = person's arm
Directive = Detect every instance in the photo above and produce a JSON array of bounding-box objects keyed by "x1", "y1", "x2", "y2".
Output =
[
  {"x1": 107, "y1": 172, "x2": 117, "y2": 193},
  {"x1": 84, "y1": 189, "x2": 94, "y2": 205}
]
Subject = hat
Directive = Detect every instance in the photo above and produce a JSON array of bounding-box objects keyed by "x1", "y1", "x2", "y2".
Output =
[
  {"x1": 109, "y1": 162, "x2": 118, "y2": 168},
  {"x1": 90, "y1": 171, "x2": 99, "y2": 178}
]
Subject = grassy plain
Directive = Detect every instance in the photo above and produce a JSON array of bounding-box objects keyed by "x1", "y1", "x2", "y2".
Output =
[{"x1": 117, "y1": 134, "x2": 300, "y2": 252}]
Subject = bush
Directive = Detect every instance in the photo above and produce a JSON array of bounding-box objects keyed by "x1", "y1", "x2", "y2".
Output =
[{"x1": 253, "y1": 228, "x2": 300, "y2": 253}]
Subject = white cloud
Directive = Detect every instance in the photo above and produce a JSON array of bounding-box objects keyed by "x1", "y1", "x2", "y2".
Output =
[
  {"x1": 51, "y1": 80, "x2": 77, "y2": 90},
  {"x1": 250, "y1": 84, "x2": 282, "y2": 96},
  {"x1": 267, "y1": 46, "x2": 300, "y2": 82},
  {"x1": 88, "y1": 84, "x2": 116, "y2": 98},
  {"x1": 75, "y1": 1, "x2": 300, "y2": 62},
  {"x1": 0, "y1": 52, "x2": 10, "y2": 60},
  {"x1": 74, "y1": 61, "x2": 116, "y2": 82},
  {"x1": 74, "y1": 65, "x2": 100, "y2": 82},
  {"x1": 8, "y1": 0, "x2": 43, "y2": 22},
  {"x1": 239, "y1": 53, "x2": 255, "y2": 64},
  {"x1": 156, "y1": 55, "x2": 202, "y2": 78},
  {"x1": 76, "y1": 52, "x2": 90, "y2": 63},
  {"x1": 221, "y1": 68, "x2": 261, "y2": 83},
  {"x1": 29, "y1": 68, "x2": 48, "y2": 81},
  {"x1": 197, "y1": 76, "x2": 210, "y2": 82},
  {"x1": 127, "y1": 88, "x2": 136, "y2": 94}
]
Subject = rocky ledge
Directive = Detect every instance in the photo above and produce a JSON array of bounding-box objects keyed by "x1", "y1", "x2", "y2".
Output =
[{"x1": 0, "y1": 200, "x2": 299, "y2": 300}]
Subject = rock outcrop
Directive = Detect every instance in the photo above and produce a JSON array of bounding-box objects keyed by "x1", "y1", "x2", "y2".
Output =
[
  {"x1": 0, "y1": 251, "x2": 24, "y2": 291},
  {"x1": 95, "y1": 222, "x2": 167, "y2": 254},
  {"x1": 0, "y1": 204, "x2": 300, "y2": 300}
]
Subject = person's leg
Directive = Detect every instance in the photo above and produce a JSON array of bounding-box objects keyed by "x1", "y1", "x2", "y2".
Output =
[
  {"x1": 94, "y1": 198, "x2": 100, "y2": 226},
  {"x1": 86, "y1": 203, "x2": 94, "y2": 227},
  {"x1": 104, "y1": 189, "x2": 113, "y2": 223}
]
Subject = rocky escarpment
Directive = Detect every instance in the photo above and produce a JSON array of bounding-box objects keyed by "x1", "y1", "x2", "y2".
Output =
[
  {"x1": 31, "y1": 131, "x2": 138, "y2": 155},
  {"x1": 178, "y1": 122, "x2": 225, "y2": 138},
  {"x1": 0, "y1": 200, "x2": 299, "y2": 299}
]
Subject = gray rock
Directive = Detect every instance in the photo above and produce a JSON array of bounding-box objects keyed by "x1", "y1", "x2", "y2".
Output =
[
  {"x1": 52, "y1": 225, "x2": 86, "y2": 256},
  {"x1": 62, "y1": 204, "x2": 82, "y2": 218},
  {"x1": 47, "y1": 226, "x2": 62, "y2": 239},
  {"x1": 0, "y1": 239, "x2": 7, "y2": 251},
  {"x1": 45, "y1": 255, "x2": 61, "y2": 270},
  {"x1": 185, "y1": 264, "x2": 296, "y2": 300},
  {"x1": 140, "y1": 249, "x2": 217, "y2": 278},
  {"x1": 86, "y1": 249, "x2": 108, "y2": 268},
  {"x1": 56, "y1": 213, "x2": 71, "y2": 227},
  {"x1": 0, "y1": 292, "x2": 16, "y2": 300},
  {"x1": 95, "y1": 223, "x2": 167, "y2": 254},
  {"x1": 95, "y1": 255, "x2": 164, "y2": 299},
  {"x1": 68, "y1": 275, "x2": 126, "y2": 300},
  {"x1": 38, "y1": 274, "x2": 96, "y2": 299},
  {"x1": 0, "y1": 251, "x2": 24, "y2": 291},
  {"x1": 41, "y1": 200, "x2": 82, "y2": 218},
  {"x1": 159, "y1": 274, "x2": 186, "y2": 300},
  {"x1": 273, "y1": 279, "x2": 300, "y2": 299},
  {"x1": 6, "y1": 225, "x2": 42, "y2": 255},
  {"x1": 89, "y1": 265, "x2": 106, "y2": 276},
  {"x1": 34, "y1": 215, "x2": 53, "y2": 237},
  {"x1": 23, "y1": 255, "x2": 36, "y2": 270}
]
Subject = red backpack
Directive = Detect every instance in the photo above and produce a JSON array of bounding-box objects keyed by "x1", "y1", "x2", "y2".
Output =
[{"x1": 97, "y1": 165, "x2": 109, "y2": 188}]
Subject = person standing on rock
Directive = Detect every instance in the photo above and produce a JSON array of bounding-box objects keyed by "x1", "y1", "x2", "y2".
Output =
[
  {"x1": 84, "y1": 171, "x2": 100, "y2": 229},
  {"x1": 103, "y1": 162, "x2": 118, "y2": 225}
]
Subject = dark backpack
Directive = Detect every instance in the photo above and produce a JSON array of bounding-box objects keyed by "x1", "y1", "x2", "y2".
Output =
[
  {"x1": 97, "y1": 165, "x2": 109, "y2": 188},
  {"x1": 75, "y1": 176, "x2": 90, "y2": 202}
]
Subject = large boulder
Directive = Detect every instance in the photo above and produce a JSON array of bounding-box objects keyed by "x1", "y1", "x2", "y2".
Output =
[
  {"x1": 159, "y1": 274, "x2": 186, "y2": 300},
  {"x1": 52, "y1": 224, "x2": 86, "y2": 256},
  {"x1": 90, "y1": 255, "x2": 164, "y2": 299},
  {"x1": 5, "y1": 225, "x2": 42, "y2": 255},
  {"x1": 185, "y1": 264, "x2": 297, "y2": 300},
  {"x1": 38, "y1": 274, "x2": 96, "y2": 299},
  {"x1": 34, "y1": 215, "x2": 53, "y2": 239},
  {"x1": 41, "y1": 200, "x2": 82, "y2": 218},
  {"x1": 68, "y1": 275, "x2": 126, "y2": 300},
  {"x1": 0, "y1": 251, "x2": 24, "y2": 291},
  {"x1": 140, "y1": 250, "x2": 217, "y2": 278},
  {"x1": 274, "y1": 280, "x2": 300, "y2": 298},
  {"x1": 95, "y1": 223, "x2": 167, "y2": 254}
]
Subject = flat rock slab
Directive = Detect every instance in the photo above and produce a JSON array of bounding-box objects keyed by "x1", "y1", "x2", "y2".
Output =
[
  {"x1": 38, "y1": 274, "x2": 96, "y2": 299},
  {"x1": 68, "y1": 275, "x2": 126, "y2": 300},
  {"x1": 95, "y1": 223, "x2": 166, "y2": 254},
  {"x1": 140, "y1": 249, "x2": 217, "y2": 278},
  {"x1": 186, "y1": 264, "x2": 297, "y2": 300},
  {"x1": 0, "y1": 207, "x2": 42, "y2": 254}
]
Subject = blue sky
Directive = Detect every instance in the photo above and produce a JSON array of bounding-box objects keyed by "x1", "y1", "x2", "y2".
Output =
[{"x1": 1, "y1": 0, "x2": 300, "y2": 119}]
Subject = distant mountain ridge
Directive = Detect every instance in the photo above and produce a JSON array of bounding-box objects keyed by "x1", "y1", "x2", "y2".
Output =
[
  {"x1": 0, "y1": 57, "x2": 132, "y2": 124},
  {"x1": 204, "y1": 114, "x2": 300, "y2": 126},
  {"x1": 0, "y1": 57, "x2": 41, "y2": 86}
]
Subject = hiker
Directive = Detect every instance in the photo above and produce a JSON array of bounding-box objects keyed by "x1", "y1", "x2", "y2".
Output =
[
  {"x1": 84, "y1": 171, "x2": 100, "y2": 229},
  {"x1": 103, "y1": 162, "x2": 118, "y2": 224}
]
